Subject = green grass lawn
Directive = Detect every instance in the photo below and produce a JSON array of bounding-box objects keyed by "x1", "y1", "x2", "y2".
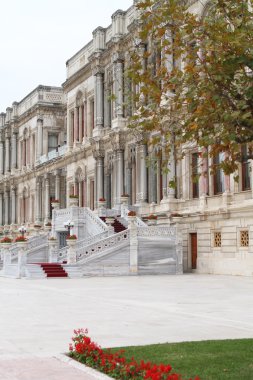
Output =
[{"x1": 111, "y1": 339, "x2": 253, "y2": 380}]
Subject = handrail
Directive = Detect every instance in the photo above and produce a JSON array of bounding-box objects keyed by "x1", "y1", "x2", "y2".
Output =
[
  {"x1": 57, "y1": 230, "x2": 109, "y2": 262},
  {"x1": 137, "y1": 226, "x2": 176, "y2": 238},
  {"x1": 84, "y1": 207, "x2": 108, "y2": 232},
  {"x1": 76, "y1": 229, "x2": 130, "y2": 262}
]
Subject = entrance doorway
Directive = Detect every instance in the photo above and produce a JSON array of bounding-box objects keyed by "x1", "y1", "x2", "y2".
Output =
[{"x1": 190, "y1": 233, "x2": 197, "y2": 269}]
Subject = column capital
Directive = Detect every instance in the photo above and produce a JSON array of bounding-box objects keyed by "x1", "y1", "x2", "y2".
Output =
[
  {"x1": 92, "y1": 66, "x2": 104, "y2": 76},
  {"x1": 110, "y1": 131, "x2": 126, "y2": 152},
  {"x1": 112, "y1": 51, "x2": 124, "y2": 63},
  {"x1": 90, "y1": 138, "x2": 105, "y2": 159}
]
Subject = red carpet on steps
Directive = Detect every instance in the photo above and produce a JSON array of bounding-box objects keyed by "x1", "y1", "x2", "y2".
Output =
[
  {"x1": 39, "y1": 263, "x2": 68, "y2": 278},
  {"x1": 100, "y1": 217, "x2": 126, "y2": 233}
]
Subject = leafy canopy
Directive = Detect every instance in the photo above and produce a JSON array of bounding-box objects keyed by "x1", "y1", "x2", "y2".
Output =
[{"x1": 128, "y1": 0, "x2": 253, "y2": 174}]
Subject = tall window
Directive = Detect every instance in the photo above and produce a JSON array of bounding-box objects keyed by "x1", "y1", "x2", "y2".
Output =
[
  {"x1": 48, "y1": 134, "x2": 58, "y2": 152},
  {"x1": 213, "y1": 153, "x2": 225, "y2": 195},
  {"x1": 192, "y1": 153, "x2": 199, "y2": 198},
  {"x1": 241, "y1": 145, "x2": 251, "y2": 191}
]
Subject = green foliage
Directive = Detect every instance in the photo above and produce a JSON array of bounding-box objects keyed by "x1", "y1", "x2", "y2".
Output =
[
  {"x1": 128, "y1": 0, "x2": 253, "y2": 174},
  {"x1": 112, "y1": 339, "x2": 253, "y2": 380}
]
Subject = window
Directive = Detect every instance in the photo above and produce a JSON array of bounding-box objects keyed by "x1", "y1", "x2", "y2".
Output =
[
  {"x1": 241, "y1": 145, "x2": 251, "y2": 191},
  {"x1": 48, "y1": 134, "x2": 58, "y2": 152},
  {"x1": 240, "y1": 230, "x2": 249, "y2": 247},
  {"x1": 213, "y1": 153, "x2": 225, "y2": 195},
  {"x1": 214, "y1": 232, "x2": 221, "y2": 248},
  {"x1": 192, "y1": 153, "x2": 199, "y2": 198}
]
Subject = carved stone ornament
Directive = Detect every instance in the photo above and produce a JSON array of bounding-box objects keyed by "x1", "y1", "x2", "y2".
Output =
[
  {"x1": 109, "y1": 131, "x2": 126, "y2": 152},
  {"x1": 89, "y1": 138, "x2": 105, "y2": 159}
]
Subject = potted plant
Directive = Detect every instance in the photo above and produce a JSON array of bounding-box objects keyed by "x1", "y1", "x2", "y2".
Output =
[
  {"x1": 44, "y1": 222, "x2": 52, "y2": 231},
  {"x1": 0, "y1": 236, "x2": 13, "y2": 247},
  {"x1": 147, "y1": 214, "x2": 157, "y2": 225},
  {"x1": 66, "y1": 234, "x2": 77, "y2": 240},
  {"x1": 69, "y1": 194, "x2": 79, "y2": 207},
  {"x1": 128, "y1": 210, "x2": 136, "y2": 223},
  {"x1": 15, "y1": 235, "x2": 28, "y2": 247},
  {"x1": 66, "y1": 234, "x2": 77, "y2": 249},
  {"x1": 98, "y1": 197, "x2": 106, "y2": 208},
  {"x1": 51, "y1": 198, "x2": 60, "y2": 209},
  {"x1": 120, "y1": 194, "x2": 129, "y2": 204},
  {"x1": 170, "y1": 212, "x2": 183, "y2": 222},
  {"x1": 48, "y1": 236, "x2": 58, "y2": 249}
]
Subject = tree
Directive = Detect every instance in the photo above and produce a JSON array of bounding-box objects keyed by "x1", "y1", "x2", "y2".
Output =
[{"x1": 128, "y1": 0, "x2": 253, "y2": 175}]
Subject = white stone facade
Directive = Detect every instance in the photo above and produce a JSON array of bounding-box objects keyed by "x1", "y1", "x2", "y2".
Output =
[{"x1": 1, "y1": 0, "x2": 253, "y2": 276}]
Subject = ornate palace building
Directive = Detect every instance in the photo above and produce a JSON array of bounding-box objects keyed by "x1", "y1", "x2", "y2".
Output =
[{"x1": 0, "y1": 0, "x2": 253, "y2": 276}]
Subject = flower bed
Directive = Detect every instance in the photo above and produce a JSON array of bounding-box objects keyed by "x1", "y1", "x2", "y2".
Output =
[
  {"x1": 66, "y1": 234, "x2": 77, "y2": 240},
  {"x1": 15, "y1": 236, "x2": 27, "y2": 242},
  {"x1": 0, "y1": 237, "x2": 12, "y2": 243},
  {"x1": 69, "y1": 329, "x2": 200, "y2": 380}
]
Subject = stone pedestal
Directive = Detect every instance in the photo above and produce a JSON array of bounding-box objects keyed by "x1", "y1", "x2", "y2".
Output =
[
  {"x1": 66, "y1": 239, "x2": 77, "y2": 264},
  {"x1": 1, "y1": 243, "x2": 12, "y2": 271},
  {"x1": 128, "y1": 216, "x2": 138, "y2": 274},
  {"x1": 17, "y1": 242, "x2": 28, "y2": 278},
  {"x1": 51, "y1": 202, "x2": 60, "y2": 210},
  {"x1": 48, "y1": 240, "x2": 58, "y2": 263},
  {"x1": 69, "y1": 197, "x2": 78, "y2": 207},
  {"x1": 105, "y1": 217, "x2": 115, "y2": 236}
]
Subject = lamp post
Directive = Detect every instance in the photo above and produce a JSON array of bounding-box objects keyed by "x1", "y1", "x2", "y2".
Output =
[
  {"x1": 18, "y1": 225, "x2": 27, "y2": 238},
  {"x1": 64, "y1": 220, "x2": 74, "y2": 236}
]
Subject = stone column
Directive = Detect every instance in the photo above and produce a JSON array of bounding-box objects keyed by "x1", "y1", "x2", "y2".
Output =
[
  {"x1": 74, "y1": 107, "x2": 79, "y2": 142},
  {"x1": 4, "y1": 191, "x2": 9, "y2": 225},
  {"x1": 116, "y1": 149, "x2": 124, "y2": 204},
  {"x1": 55, "y1": 172, "x2": 60, "y2": 200},
  {"x1": 79, "y1": 106, "x2": 83, "y2": 142},
  {"x1": 149, "y1": 157, "x2": 157, "y2": 203},
  {"x1": 0, "y1": 193, "x2": 3, "y2": 226},
  {"x1": 37, "y1": 118, "x2": 43, "y2": 160},
  {"x1": 11, "y1": 132, "x2": 17, "y2": 170},
  {"x1": 112, "y1": 152, "x2": 117, "y2": 207},
  {"x1": 167, "y1": 145, "x2": 176, "y2": 199},
  {"x1": 95, "y1": 71, "x2": 104, "y2": 130},
  {"x1": 44, "y1": 175, "x2": 50, "y2": 224},
  {"x1": 35, "y1": 179, "x2": 41, "y2": 224},
  {"x1": 11, "y1": 186, "x2": 16, "y2": 224},
  {"x1": 199, "y1": 148, "x2": 208, "y2": 210},
  {"x1": 113, "y1": 57, "x2": 124, "y2": 118},
  {"x1": 136, "y1": 144, "x2": 148, "y2": 203},
  {"x1": 0, "y1": 140, "x2": 3, "y2": 174},
  {"x1": 96, "y1": 156, "x2": 104, "y2": 201},
  {"x1": 5, "y1": 137, "x2": 10, "y2": 173},
  {"x1": 222, "y1": 153, "x2": 231, "y2": 207},
  {"x1": 67, "y1": 111, "x2": 73, "y2": 151},
  {"x1": 86, "y1": 100, "x2": 91, "y2": 138}
]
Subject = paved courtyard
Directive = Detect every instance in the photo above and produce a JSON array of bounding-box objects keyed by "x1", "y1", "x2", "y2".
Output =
[{"x1": 0, "y1": 274, "x2": 253, "y2": 378}]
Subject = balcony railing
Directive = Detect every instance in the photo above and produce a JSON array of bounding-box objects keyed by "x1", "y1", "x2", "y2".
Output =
[{"x1": 36, "y1": 144, "x2": 67, "y2": 166}]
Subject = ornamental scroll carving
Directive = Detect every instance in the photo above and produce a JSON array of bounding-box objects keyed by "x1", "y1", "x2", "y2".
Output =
[
  {"x1": 109, "y1": 131, "x2": 126, "y2": 152},
  {"x1": 89, "y1": 138, "x2": 105, "y2": 159}
]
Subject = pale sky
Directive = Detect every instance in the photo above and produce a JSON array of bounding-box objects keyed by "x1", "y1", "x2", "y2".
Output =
[{"x1": 0, "y1": 0, "x2": 133, "y2": 112}]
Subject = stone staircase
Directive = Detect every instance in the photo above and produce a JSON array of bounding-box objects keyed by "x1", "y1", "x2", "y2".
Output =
[
  {"x1": 99, "y1": 216, "x2": 126, "y2": 233},
  {"x1": 39, "y1": 263, "x2": 68, "y2": 278}
]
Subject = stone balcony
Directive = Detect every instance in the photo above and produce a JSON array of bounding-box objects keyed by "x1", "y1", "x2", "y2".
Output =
[{"x1": 36, "y1": 144, "x2": 67, "y2": 166}]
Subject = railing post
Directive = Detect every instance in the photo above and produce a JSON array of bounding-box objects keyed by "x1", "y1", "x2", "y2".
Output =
[
  {"x1": 128, "y1": 216, "x2": 138, "y2": 275},
  {"x1": 175, "y1": 224, "x2": 183, "y2": 274}
]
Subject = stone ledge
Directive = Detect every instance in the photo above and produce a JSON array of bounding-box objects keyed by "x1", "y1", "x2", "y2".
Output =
[{"x1": 55, "y1": 353, "x2": 114, "y2": 379}]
